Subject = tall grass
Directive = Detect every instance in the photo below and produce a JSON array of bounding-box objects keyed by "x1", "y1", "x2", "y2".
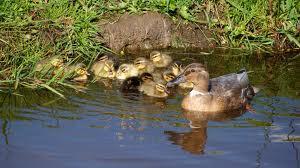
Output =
[{"x1": 0, "y1": 0, "x2": 299, "y2": 93}]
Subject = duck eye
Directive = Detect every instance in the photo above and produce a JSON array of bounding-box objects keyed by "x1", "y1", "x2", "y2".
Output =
[
  {"x1": 191, "y1": 69, "x2": 195, "y2": 72},
  {"x1": 121, "y1": 68, "x2": 126, "y2": 72}
]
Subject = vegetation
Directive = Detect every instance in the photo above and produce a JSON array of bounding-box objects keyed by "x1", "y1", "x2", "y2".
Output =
[{"x1": 0, "y1": 0, "x2": 299, "y2": 93}]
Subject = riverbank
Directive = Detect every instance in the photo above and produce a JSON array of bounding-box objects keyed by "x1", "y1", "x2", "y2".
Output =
[{"x1": 0, "y1": 0, "x2": 299, "y2": 92}]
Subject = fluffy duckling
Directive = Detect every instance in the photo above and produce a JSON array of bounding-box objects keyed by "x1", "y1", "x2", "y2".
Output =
[
  {"x1": 133, "y1": 57, "x2": 155, "y2": 75},
  {"x1": 64, "y1": 63, "x2": 90, "y2": 82},
  {"x1": 150, "y1": 51, "x2": 172, "y2": 68},
  {"x1": 91, "y1": 54, "x2": 118, "y2": 78},
  {"x1": 116, "y1": 63, "x2": 139, "y2": 80},
  {"x1": 139, "y1": 73, "x2": 169, "y2": 98},
  {"x1": 171, "y1": 61, "x2": 184, "y2": 76},
  {"x1": 167, "y1": 63, "x2": 256, "y2": 112},
  {"x1": 34, "y1": 55, "x2": 64, "y2": 76},
  {"x1": 91, "y1": 60, "x2": 116, "y2": 79}
]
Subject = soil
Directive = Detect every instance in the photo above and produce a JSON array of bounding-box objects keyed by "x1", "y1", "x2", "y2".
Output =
[{"x1": 97, "y1": 12, "x2": 216, "y2": 53}]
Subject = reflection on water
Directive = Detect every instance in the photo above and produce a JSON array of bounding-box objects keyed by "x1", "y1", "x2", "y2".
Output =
[{"x1": 0, "y1": 49, "x2": 299, "y2": 168}]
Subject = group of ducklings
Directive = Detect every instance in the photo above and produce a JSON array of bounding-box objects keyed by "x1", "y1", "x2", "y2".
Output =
[
  {"x1": 91, "y1": 51, "x2": 193, "y2": 98},
  {"x1": 34, "y1": 51, "x2": 192, "y2": 98}
]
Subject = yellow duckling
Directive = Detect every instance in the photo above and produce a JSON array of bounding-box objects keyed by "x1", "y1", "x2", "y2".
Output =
[
  {"x1": 63, "y1": 63, "x2": 90, "y2": 82},
  {"x1": 116, "y1": 63, "x2": 139, "y2": 80},
  {"x1": 34, "y1": 55, "x2": 64, "y2": 76},
  {"x1": 139, "y1": 73, "x2": 169, "y2": 98},
  {"x1": 171, "y1": 62, "x2": 193, "y2": 89},
  {"x1": 91, "y1": 59, "x2": 116, "y2": 79},
  {"x1": 167, "y1": 63, "x2": 256, "y2": 112},
  {"x1": 150, "y1": 51, "x2": 172, "y2": 68},
  {"x1": 171, "y1": 61, "x2": 184, "y2": 76},
  {"x1": 133, "y1": 57, "x2": 155, "y2": 75},
  {"x1": 91, "y1": 54, "x2": 118, "y2": 78}
]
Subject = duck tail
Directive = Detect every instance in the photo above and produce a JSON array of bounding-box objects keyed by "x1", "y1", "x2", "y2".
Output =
[{"x1": 237, "y1": 68, "x2": 249, "y2": 88}]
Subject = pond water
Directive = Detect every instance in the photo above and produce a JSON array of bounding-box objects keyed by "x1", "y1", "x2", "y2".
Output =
[{"x1": 0, "y1": 49, "x2": 299, "y2": 168}]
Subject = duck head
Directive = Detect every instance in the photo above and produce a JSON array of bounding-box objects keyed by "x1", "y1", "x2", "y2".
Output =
[
  {"x1": 171, "y1": 61, "x2": 184, "y2": 76},
  {"x1": 51, "y1": 57, "x2": 64, "y2": 68},
  {"x1": 150, "y1": 51, "x2": 162, "y2": 63},
  {"x1": 134, "y1": 57, "x2": 148, "y2": 70},
  {"x1": 167, "y1": 63, "x2": 208, "y2": 92},
  {"x1": 116, "y1": 63, "x2": 139, "y2": 80},
  {"x1": 162, "y1": 71, "x2": 176, "y2": 82}
]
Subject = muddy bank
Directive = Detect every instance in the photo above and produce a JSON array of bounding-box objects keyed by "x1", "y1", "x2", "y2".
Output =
[{"x1": 97, "y1": 12, "x2": 216, "y2": 53}]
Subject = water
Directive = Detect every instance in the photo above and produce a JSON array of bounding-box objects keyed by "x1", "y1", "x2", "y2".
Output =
[{"x1": 0, "y1": 49, "x2": 299, "y2": 168}]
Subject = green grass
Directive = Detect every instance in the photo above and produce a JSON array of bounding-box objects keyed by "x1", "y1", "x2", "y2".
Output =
[{"x1": 0, "y1": 0, "x2": 299, "y2": 93}]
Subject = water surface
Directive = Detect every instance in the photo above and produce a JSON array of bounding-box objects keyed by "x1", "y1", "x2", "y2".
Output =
[{"x1": 0, "y1": 49, "x2": 299, "y2": 168}]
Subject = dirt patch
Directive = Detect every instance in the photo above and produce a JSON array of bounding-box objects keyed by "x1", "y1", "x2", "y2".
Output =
[{"x1": 98, "y1": 12, "x2": 215, "y2": 53}]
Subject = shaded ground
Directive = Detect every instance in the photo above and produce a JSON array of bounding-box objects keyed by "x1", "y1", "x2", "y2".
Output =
[{"x1": 98, "y1": 12, "x2": 215, "y2": 53}]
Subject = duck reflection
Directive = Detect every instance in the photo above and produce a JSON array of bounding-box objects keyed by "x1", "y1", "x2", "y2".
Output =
[{"x1": 165, "y1": 109, "x2": 246, "y2": 155}]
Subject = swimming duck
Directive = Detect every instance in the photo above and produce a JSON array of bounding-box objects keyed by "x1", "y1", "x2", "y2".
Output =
[
  {"x1": 90, "y1": 54, "x2": 118, "y2": 78},
  {"x1": 133, "y1": 57, "x2": 155, "y2": 75},
  {"x1": 150, "y1": 51, "x2": 172, "y2": 68},
  {"x1": 167, "y1": 63, "x2": 255, "y2": 112},
  {"x1": 163, "y1": 69, "x2": 193, "y2": 89},
  {"x1": 63, "y1": 63, "x2": 90, "y2": 82},
  {"x1": 34, "y1": 55, "x2": 64, "y2": 76},
  {"x1": 139, "y1": 73, "x2": 169, "y2": 98},
  {"x1": 91, "y1": 59, "x2": 116, "y2": 79},
  {"x1": 116, "y1": 63, "x2": 139, "y2": 80}
]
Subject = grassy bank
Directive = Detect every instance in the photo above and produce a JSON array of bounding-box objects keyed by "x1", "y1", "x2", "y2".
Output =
[{"x1": 0, "y1": 0, "x2": 299, "y2": 92}]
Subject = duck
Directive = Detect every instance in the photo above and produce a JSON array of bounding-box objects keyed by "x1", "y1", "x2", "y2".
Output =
[
  {"x1": 34, "y1": 55, "x2": 64, "y2": 76},
  {"x1": 164, "y1": 67, "x2": 193, "y2": 89},
  {"x1": 133, "y1": 57, "x2": 155, "y2": 75},
  {"x1": 63, "y1": 63, "x2": 90, "y2": 82},
  {"x1": 167, "y1": 63, "x2": 256, "y2": 112},
  {"x1": 90, "y1": 54, "x2": 118, "y2": 78},
  {"x1": 139, "y1": 73, "x2": 169, "y2": 98},
  {"x1": 116, "y1": 63, "x2": 139, "y2": 80},
  {"x1": 150, "y1": 51, "x2": 172, "y2": 68}
]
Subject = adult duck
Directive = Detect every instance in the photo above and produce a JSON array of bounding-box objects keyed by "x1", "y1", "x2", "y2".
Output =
[{"x1": 167, "y1": 63, "x2": 256, "y2": 112}]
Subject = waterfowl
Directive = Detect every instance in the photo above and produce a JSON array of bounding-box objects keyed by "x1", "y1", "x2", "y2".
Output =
[
  {"x1": 34, "y1": 55, "x2": 64, "y2": 76},
  {"x1": 139, "y1": 73, "x2": 169, "y2": 98},
  {"x1": 116, "y1": 63, "x2": 139, "y2": 80},
  {"x1": 91, "y1": 54, "x2": 118, "y2": 78},
  {"x1": 91, "y1": 60, "x2": 116, "y2": 79},
  {"x1": 150, "y1": 51, "x2": 172, "y2": 68},
  {"x1": 163, "y1": 68, "x2": 193, "y2": 89},
  {"x1": 167, "y1": 63, "x2": 255, "y2": 112},
  {"x1": 171, "y1": 61, "x2": 184, "y2": 76},
  {"x1": 63, "y1": 63, "x2": 90, "y2": 82},
  {"x1": 133, "y1": 57, "x2": 155, "y2": 75}
]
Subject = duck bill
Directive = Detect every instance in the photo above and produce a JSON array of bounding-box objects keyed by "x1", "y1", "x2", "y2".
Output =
[{"x1": 166, "y1": 74, "x2": 186, "y2": 87}]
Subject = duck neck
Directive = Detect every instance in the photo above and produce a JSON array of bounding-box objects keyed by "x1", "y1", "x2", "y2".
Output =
[
  {"x1": 193, "y1": 80, "x2": 209, "y2": 93},
  {"x1": 192, "y1": 74, "x2": 209, "y2": 94}
]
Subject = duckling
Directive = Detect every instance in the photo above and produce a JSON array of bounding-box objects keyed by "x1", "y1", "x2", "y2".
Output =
[
  {"x1": 91, "y1": 60, "x2": 116, "y2": 79},
  {"x1": 133, "y1": 57, "x2": 155, "y2": 75},
  {"x1": 91, "y1": 54, "x2": 119, "y2": 78},
  {"x1": 139, "y1": 73, "x2": 169, "y2": 98},
  {"x1": 116, "y1": 63, "x2": 139, "y2": 80},
  {"x1": 34, "y1": 55, "x2": 64, "y2": 76},
  {"x1": 63, "y1": 63, "x2": 90, "y2": 82},
  {"x1": 167, "y1": 63, "x2": 256, "y2": 112},
  {"x1": 150, "y1": 51, "x2": 172, "y2": 68},
  {"x1": 171, "y1": 61, "x2": 184, "y2": 76}
]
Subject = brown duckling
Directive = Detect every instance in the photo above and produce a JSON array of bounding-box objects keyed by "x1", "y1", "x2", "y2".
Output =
[
  {"x1": 167, "y1": 63, "x2": 256, "y2": 112},
  {"x1": 133, "y1": 57, "x2": 155, "y2": 75},
  {"x1": 139, "y1": 73, "x2": 169, "y2": 98},
  {"x1": 116, "y1": 63, "x2": 139, "y2": 80},
  {"x1": 150, "y1": 51, "x2": 172, "y2": 68}
]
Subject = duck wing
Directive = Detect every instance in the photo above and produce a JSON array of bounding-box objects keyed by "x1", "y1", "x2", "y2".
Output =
[{"x1": 209, "y1": 69, "x2": 249, "y2": 93}]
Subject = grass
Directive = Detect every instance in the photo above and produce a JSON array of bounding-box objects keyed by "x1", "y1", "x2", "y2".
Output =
[{"x1": 0, "y1": 0, "x2": 299, "y2": 94}]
